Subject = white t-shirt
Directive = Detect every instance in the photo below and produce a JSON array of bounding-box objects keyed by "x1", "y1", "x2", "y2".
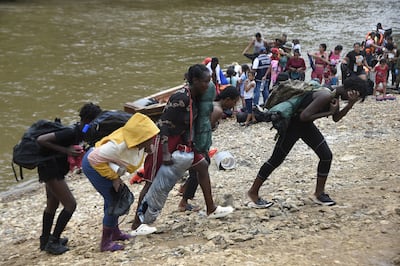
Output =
[
  {"x1": 293, "y1": 44, "x2": 301, "y2": 54},
  {"x1": 244, "y1": 80, "x2": 256, "y2": 100},
  {"x1": 206, "y1": 62, "x2": 221, "y2": 84}
]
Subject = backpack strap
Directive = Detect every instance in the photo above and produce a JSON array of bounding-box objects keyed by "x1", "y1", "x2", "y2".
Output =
[{"x1": 11, "y1": 162, "x2": 23, "y2": 182}]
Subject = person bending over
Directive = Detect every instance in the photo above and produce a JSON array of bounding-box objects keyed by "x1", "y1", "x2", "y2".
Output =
[
  {"x1": 247, "y1": 76, "x2": 368, "y2": 208},
  {"x1": 82, "y1": 113, "x2": 159, "y2": 252},
  {"x1": 37, "y1": 103, "x2": 102, "y2": 254},
  {"x1": 131, "y1": 64, "x2": 234, "y2": 236},
  {"x1": 178, "y1": 85, "x2": 240, "y2": 211}
]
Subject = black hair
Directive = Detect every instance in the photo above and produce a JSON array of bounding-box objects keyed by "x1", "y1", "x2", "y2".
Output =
[
  {"x1": 353, "y1": 42, "x2": 361, "y2": 47},
  {"x1": 276, "y1": 72, "x2": 290, "y2": 83},
  {"x1": 216, "y1": 85, "x2": 239, "y2": 101},
  {"x1": 211, "y1": 57, "x2": 219, "y2": 64},
  {"x1": 343, "y1": 76, "x2": 368, "y2": 102},
  {"x1": 241, "y1": 64, "x2": 250, "y2": 73},
  {"x1": 226, "y1": 66, "x2": 236, "y2": 77},
  {"x1": 294, "y1": 49, "x2": 301, "y2": 55},
  {"x1": 386, "y1": 43, "x2": 394, "y2": 51},
  {"x1": 79, "y1": 103, "x2": 102, "y2": 122},
  {"x1": 320, "y1": 43, "x2": 327, "y2": 51},
  {"x1": 334, "y1": 45, "x2": 343, "y2": 51},
  {"x1": 255, "y1": 32, "x2": 261, "y2": 38},
  {"x1": 380, "y1": 58, "x2": 387, "y2": 64},
  {"x1": 187, "y1": 64, "x2": 209, "y2": 85}
]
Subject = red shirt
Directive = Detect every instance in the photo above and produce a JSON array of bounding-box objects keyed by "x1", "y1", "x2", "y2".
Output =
[
  {"x1": 286, "y1": 57, "x2": 306, "y2": 71},
  {"x1": 375, "y1": 64, "x2": 388, "y2": 81}
]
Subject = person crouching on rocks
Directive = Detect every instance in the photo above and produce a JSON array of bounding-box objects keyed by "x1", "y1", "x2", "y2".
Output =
[
  {"x1": 247, "y1": 76, "x2": 368, "y2": 208},
  {"x1": 81, "y1": 113, "x2": 159, "y2": 252},
  {"x1": 37, "y1": 103, "x2": 102, "y2": 255}
]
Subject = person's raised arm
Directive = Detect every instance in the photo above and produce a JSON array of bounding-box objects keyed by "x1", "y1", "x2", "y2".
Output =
[
  {"x1": 332, "y1": 90, "x2": 359, "y2": 122},
  {"x1": 242, "y1": 39, "x2": 255, "y2": 55}
]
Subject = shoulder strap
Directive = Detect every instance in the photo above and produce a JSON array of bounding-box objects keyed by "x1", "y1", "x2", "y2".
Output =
[
  {"x1": 11, "y1": 162, "x2": 23, "y2": 182},
  {"x1": 186, "y1": 86, "x2": 193, "y2": 147}
]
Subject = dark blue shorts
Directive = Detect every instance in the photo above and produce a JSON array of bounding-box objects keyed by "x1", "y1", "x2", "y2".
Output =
[{"x1": 245, "y1": 98, "x2": 253, "y2": 114}]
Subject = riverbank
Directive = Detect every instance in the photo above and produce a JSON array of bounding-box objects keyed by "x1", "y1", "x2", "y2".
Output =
[{"x1": 1, "y1": 96, "x2": 399, "y2": 266}]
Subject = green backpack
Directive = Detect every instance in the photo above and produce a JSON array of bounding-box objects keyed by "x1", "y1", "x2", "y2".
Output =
[{"x1": 261, "y1": 79, "x2": 323, "y2": 139}]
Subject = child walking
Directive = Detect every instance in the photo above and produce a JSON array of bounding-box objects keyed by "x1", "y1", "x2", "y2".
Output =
[
  {"x1": 241, "y1": 71, "x2": 257, "y2": 126},
  {"x1": 373, "y1": 58, "x2": 389, "y2": 99}
]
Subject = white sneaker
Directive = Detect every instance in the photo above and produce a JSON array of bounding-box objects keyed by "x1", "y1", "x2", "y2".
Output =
[
  {"x1": 130, "y1": 224, "x2": 157, "y2": 236},
  {"x1": 207, "y1": 206, "x2": 234, "y2": 219}
]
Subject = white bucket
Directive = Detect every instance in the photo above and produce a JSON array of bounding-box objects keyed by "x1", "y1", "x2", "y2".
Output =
[{"x1": 214, "y1": 151, "x2": 236, "y2": 170}]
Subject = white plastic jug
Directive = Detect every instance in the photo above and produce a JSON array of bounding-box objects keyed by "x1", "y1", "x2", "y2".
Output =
[{"x1": 214, "y1": 151, "x2": 236, "y2": 170}]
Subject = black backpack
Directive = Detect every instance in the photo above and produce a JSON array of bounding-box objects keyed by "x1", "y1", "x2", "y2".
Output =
[
  {"x1": 83, "y1": 110, "x2": 132, "y2": 147},
  {"x1": 12, "y1": 119, "x2": 69, "y2": 181}
]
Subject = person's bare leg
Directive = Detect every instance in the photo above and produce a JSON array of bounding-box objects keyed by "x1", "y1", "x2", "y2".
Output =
[
  {"x1": 382, "y1": 82, "x2": 387, "y2": 97},
  {"x1": 191, "y1": 160, "x2": 216, "y2": 215},
  {"x1": 314, "y1": 176, "x2": 327, "y2": 197},
  {"x1": 247, "y1": 176, "x2": 265, "y2": 203}
]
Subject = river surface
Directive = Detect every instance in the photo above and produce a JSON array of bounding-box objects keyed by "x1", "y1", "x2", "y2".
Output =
[{"x1": 0, "y1": 0, "x2": 399, "y2": 192}]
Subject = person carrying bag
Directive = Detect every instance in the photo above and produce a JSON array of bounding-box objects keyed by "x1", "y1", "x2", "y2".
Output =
[{"x1": 81, "y1": 113, "x2": 159, "y2": 252}]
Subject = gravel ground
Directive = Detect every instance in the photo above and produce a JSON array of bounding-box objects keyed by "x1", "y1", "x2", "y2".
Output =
[{"x1": 1, "y1": 95, "x2": 399, "y2": 266}]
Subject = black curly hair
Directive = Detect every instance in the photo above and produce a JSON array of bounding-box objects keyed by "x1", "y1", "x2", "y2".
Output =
[
  {"x1": 79, "y1": 102, "x2": 102, "y2": 122},
  {"x1": 343, "y1": 76, "x2": 368, "y2": 102},
  {"x1": 216, "y1": 85, "x2": 240, "y2": 101},
  {"x1": 187, "y1": 64, "x2": 209, "y2": 85}
]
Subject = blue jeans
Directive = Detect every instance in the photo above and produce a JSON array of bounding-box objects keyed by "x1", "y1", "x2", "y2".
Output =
[
  {"x1": 261, "y1": 79, "x2": 270, "y2": 104},
  {"x1": 82, "y1": 148, "x2": 118, "y2": 227},
  {"x1": 254, "y1": 80, "x2": 270, "y2": 106},
  {"x1": 253, "y1": 80, "x2": 262, "y2": 106}
]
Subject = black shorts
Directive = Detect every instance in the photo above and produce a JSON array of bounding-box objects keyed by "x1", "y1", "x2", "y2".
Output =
[{"x1": 37, "y1": 156, "x2": 69, "y2": 183}]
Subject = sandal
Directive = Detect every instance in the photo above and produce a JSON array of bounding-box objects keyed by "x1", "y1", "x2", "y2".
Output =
[
  {"x1": 178, "y1": 203, "x2": 201, "y2": 212},
  {"x1": 247, "y1": 198, "x2": 274, "y2": 209}
]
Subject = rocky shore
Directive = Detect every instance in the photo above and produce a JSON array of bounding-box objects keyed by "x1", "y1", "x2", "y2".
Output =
[{"x1": 1, "y1": 96, "x2": 399, "y2": 266}]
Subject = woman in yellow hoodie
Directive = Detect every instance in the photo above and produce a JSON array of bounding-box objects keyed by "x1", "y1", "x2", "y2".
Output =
[{"x1": 82, "y1": 113, "x2": 159, "y2": 252}]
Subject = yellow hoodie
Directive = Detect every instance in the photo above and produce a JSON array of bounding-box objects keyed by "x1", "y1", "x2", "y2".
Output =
[{"x1": 88, "y1": 113, "x2": 159, "y2": 180}]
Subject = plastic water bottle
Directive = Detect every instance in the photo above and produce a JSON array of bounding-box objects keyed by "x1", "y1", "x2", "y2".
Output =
[
  {"x1": 260, "y1": 80, "x2": 265, "y2": 92},
  {"x1": 109, "y1": 162, "x2": 126, "y2": 177}
]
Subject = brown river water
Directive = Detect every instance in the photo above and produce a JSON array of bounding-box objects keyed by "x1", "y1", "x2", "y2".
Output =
[{"x1": 0, "y1": 0, "x2": 399, "y2": 192}]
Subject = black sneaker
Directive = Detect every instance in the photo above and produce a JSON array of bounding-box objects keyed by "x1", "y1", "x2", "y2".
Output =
[
  {"x1": 44, "y1": 236, "x2": 69, "y2": 255},
  {"x1": 312, "y1": 193, "x2": 336, "y2": 206},
  {"x1": 248, "y1": 198, "x2": 274, "y2": 209},
  {"x1": 40, "y1": 235, "x2": 68, "y2": 251}
]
